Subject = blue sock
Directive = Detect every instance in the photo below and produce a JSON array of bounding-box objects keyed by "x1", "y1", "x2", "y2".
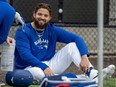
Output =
[{"x1": 85, "y1": 67, "x2": 93, "y2": 77}]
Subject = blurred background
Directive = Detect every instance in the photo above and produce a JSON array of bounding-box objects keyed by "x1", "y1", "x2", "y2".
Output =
[{"x1": 0, "y1": 0, "x2": 116, "y2": 86}]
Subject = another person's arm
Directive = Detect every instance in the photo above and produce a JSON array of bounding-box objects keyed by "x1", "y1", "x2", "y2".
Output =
[{"x1": 0, "y1": 1, "x2": 15, "y2": 44}]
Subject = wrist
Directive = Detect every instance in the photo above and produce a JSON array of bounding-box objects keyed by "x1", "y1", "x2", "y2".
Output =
[{"x1": 82, "y1": 55, "x2": 88, "y2": 59}]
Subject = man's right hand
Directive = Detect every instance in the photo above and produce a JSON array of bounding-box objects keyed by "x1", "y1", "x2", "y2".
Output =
[{"x1": 44, "y1": 67, "x2": 54, "y2": 76}]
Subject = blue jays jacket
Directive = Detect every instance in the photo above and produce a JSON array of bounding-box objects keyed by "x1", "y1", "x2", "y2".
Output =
[{"x1": 14, "y1": 23, "x2": 89, "y2": 71}]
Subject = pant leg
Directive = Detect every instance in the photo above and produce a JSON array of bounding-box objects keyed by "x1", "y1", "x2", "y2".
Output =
[
  {"x1": 24, "y1": 66, "x2": 45, "y2": 81},
  {"x1": 43, "y1": 42, "x2": 93, "y2": 74},
  {"x1": 25, "y1": 42, "x2": 93, "y2": 81},
  {"x1": 24, "y1": 42, "x2": 81, "y2": 81}
]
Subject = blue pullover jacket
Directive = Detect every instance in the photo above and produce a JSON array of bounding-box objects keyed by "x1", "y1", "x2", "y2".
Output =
[
  {"x1": 0, "y1": 0, "x2": 7, "y2": 2},
  {"x1": 0, "y1": 0, "x2": 15, "y2": 44},
  {"x1": 14, "y1": 23, "x2": 89, "y2": 71}
]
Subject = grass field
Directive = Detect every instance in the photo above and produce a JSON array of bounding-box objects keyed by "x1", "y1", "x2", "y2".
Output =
[
  {"x1": 4, "y1": 78, "x2": 116, "y2": 87},
  {"x1": 103, "y1": 78, "x2": 116, "y2": 87}
]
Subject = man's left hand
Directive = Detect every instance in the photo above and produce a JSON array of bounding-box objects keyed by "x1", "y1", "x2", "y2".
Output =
[{"x1": 80, "y1": 55, "x2": 90, "y2": 73}]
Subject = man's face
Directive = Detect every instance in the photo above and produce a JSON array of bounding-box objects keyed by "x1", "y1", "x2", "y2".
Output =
[{"x1": 33, "y1": 8, "x2": 51, "y2": 29}]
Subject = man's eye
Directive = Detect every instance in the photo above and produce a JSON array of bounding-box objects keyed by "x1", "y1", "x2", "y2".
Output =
[
  {"x1": 44, "y1": 15, "x2": 49, "y2": 17},
  {"x1": 38, "y1": 13, "x2": 42, "y2": 16}
]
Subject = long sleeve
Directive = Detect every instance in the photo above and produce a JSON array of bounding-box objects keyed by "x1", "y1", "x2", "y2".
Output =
[
  {"x1": 0, "y1": 1, "x2": 15, "y2": 44},
  {"x1": 54, "y1": 27, "x2": 89, "y2": 56},
  {"x1": 15, "y1": 29, "x2": 48, "y2": 70}
]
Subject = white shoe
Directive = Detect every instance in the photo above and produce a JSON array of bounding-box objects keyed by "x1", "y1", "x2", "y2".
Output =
[
  {"x1": 89, "y1": 64, "x2": 115, "y2": 83},
  {"x1": 102, "y1": 64, "x2": 115, "y2": 79},
  {"x1": 0, "y1": 82, "x2": 5, "y2": 86},
  {"x1": 89, "y1": 69, "x2": 98, "y2": 83}
]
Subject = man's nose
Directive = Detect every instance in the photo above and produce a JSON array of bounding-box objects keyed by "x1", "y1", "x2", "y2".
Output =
[{"x1": 41, "y1": 15, "x2": 45, "y2": 19}]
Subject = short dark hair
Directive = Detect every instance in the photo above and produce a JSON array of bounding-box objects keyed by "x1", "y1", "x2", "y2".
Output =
[{"x1": 33, "y1": 3, "x2": 52, "y2": 16}]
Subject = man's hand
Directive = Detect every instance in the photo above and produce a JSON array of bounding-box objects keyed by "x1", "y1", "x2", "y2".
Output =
[
  {"x1": 44, "y1": 67, "x2": 55, "y2": 76},
  {"x1": 80, "y1": 55, "x2": 90, "y2": 73},
  {"x1": 6, "y1": 37, "x2": 15, "y2": 45}
]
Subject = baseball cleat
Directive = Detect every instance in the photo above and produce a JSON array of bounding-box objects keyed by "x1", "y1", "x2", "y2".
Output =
[
  {"x1": 102, "y1": 64, "x2": 115, "y2": 79},
  {"x1": 89, "y1": 64, "x2": 115, "y2": 83}
]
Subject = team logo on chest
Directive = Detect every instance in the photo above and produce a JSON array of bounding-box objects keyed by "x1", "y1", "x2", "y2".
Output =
[{"x1": 34, "y1": 39, "x2": 48, "y2": 49}]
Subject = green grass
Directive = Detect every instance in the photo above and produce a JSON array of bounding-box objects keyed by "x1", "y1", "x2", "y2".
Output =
[
  {"x1": 29, "y1": 85, "x2": 40, "y2": 87},
  {"x1": 4, "y1": 78, "x2": 116, "y2": 87},
  {"x1": 4, "y1": 85, "x2": 40, "y2": 87},
  {"x1": 103, "y1": 78, "x2": 116, "y2": 87}
]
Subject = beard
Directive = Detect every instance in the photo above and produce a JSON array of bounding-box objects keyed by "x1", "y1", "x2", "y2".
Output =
[{"x1": 33, "y1": 18, "x2": 48, "y2": 29}]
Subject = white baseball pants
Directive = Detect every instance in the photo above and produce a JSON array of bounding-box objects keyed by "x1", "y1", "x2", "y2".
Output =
[{"x1": 25, "y1": 42, "x2": 93, "y2": 81}]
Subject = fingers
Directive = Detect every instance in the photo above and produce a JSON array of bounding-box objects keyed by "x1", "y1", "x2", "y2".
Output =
[
  {"x1": 81, "y1": 65, "x2": 90, "y2": 73},
  {"x1": 80, "y1": 56, "x2": 91, "y2": 73},
  {"x1": 87, "y1": 67, "x2": 90, "y2": 72},
  {"x1": 45, "y1": 70, "x2": 54, "y2": 76},
  {"x1": 6, "y1": 37, "x2": 15, "y2": 45},
  {"x1": 44, "y1": 67, "x2": 55, "y2": 76},
  {"x1": 81, "y1": 66, "x2": 87, "y2": 72},
  {"x1": 46, "y1": 72, "x2": 54, "y2": 76}
]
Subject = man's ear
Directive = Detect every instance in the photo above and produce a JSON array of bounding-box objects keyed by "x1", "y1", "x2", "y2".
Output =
[
  {"x1": 49, "y1": 16, "x2": 52, "y2": 21},
  {"x1": 33, "y1": 12, "x2": 36, "y2": 18}
]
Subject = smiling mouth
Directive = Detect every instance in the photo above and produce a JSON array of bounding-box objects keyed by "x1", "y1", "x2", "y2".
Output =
[
  {"x1": 38, "y1": 21, "x2": 45, "y2": 25},
  {"x1": 38, "y1": 19, "x2": 46, "y2": 22}
]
